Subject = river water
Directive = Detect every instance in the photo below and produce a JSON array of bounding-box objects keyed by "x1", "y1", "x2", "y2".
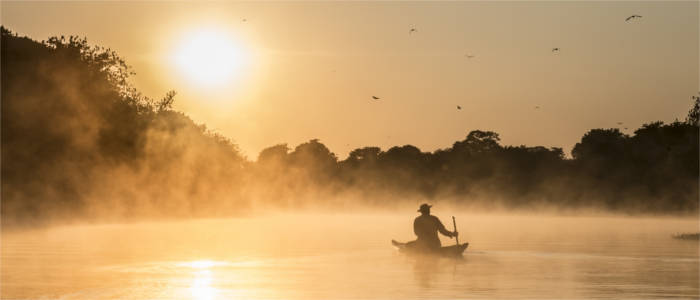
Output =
[{"x1": 2, "y1": 213, "x2": 698, "y2": 299}]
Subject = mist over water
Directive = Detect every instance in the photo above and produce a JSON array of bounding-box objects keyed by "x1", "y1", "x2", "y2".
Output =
[{"x1": 2, "y1": 212, "x2": 698, "y2": 299}]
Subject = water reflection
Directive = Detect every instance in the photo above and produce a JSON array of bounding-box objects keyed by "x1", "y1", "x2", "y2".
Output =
[
  {"x1": 191, "y1": 269, "x2": 216, "y2": 300},
  {"x1": 410, "y1": 255, "x2": 466, "y2": 289},
  {"x1": 181, "y1": 260, "x2": 222, "y2": 300},
  {"x1": 412, "y1": 256, "x2": 440, "y2": 288}
]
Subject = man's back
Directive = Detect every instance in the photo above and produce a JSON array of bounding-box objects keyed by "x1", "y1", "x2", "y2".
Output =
[{"x1": 413, "y1": 214, "x2": 449, "y2": 249}]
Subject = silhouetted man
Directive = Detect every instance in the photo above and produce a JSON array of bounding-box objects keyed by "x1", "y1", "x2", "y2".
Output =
[{"x1": 413, "y1": 203, "x2": 458, "y2": 250}]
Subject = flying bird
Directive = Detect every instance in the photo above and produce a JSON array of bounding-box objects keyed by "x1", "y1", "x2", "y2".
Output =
[
  {"x1": 552, "y1": 48, "x2": 560, "y2": 53},
  {"x1": 535, "y1": 106, "x2": 540, "y2": 109},
  {"x1": 625, "y1": 15, "x2": 642, "y2": 22},
  {"x1": 624, "y1": 127, "x2": 629, "y2": 130},
  {"x1": 617, "y1": 122, "x2": 623, "y2": 125},
  {"x1": 409, "y1": 28, "x2": 417, "y2": 35},
  {"x1": 242, "y1": 18, "x2": 247, "y2": 22},
  {"x1": 457, "y1": 105, "x2": 462, "y2": 110},
  {"x1": 465, "y1": 54, "x2": 475, "y2": 59},
  {"x1": 372, "y1": 96, "x2": 380, "y2": 100}
]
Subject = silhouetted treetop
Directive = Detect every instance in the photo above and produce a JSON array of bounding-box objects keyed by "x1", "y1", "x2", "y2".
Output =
[
  {"x1": 258, "y1": 144, "x2": 290, "y2": 165},
  {"x1": 572, "y1": 129, "x2": 627, "y2": 161},
  {"x1": 289, "y1": 139, "x2": 338, "y2": 169},
  {"x1": 453, "y1": 130, "x2": 502, "y2": 155},
  {"x1": 687, "y1": 95, "x2": 699, "y2": 126},
  {"x1": 346, "y1": 147, "x2": 382, "y2": 166}
]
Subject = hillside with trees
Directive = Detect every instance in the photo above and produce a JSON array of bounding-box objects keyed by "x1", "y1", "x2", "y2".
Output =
[{"x1": 1, "y1": 28, "x2": 247, "y2": 225}]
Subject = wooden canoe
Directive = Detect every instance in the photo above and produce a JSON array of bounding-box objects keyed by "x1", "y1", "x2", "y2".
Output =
[{"x1": 391, "y1": 239, "x2": 468, "y2": 257}]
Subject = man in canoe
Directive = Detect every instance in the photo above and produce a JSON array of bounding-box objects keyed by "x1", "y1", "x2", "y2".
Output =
[{"x1": 411, "y1": 203, "x2": 458, "y2": 251}]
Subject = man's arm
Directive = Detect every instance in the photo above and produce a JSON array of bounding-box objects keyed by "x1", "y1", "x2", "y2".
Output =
[{"x1": 435, "y1": 216, "x2": 456, "y2": 237}]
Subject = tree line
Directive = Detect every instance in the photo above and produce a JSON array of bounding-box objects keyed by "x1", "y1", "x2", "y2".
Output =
[{"x1": 2, "y1": 28, "x2": 697, "y2": 226}]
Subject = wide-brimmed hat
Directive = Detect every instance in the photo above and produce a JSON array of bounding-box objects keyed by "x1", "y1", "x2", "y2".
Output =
[{"x1": 417, "y1": 203, "x2": 432, "y2": 212}]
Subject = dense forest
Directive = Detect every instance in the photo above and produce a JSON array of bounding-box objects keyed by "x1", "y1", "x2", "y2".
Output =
[{"x1": 2, "y1": 28, "x2": 698, "y2": 226}]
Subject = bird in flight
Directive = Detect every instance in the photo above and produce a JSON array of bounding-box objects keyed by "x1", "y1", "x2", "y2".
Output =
[
  {"x1": 552, "y1": 48, "x2": 560, "y2": 53},
  {"x1": 624, "y1": 127, "x2": 629, "y2": 130},
  {"x1": 617, "y1": 122, "x2": 623, "y2": 125},
  {"x1": 242, "y1": 18, "x2": 247, "y2": 22},
  {"x1": 409, "y1": 28, "x2": 417, "y2": 35},
  {"x1": 457, "y1": 105, "x2": 462, "y2": 110},
  {"x1": 372, "y1": 96, "x2": 380, "y2": 100},
  {"x1": 535, "y1": 106, "x2": 540, "y2": 109},
  {"x1": 465, "y1": 54, "x2": 475, "y2": 59},
  {"x1": 625, "y1": 15, "x2": 642, "y2": 22}
]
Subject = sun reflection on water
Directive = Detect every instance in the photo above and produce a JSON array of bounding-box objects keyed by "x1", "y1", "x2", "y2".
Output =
[
  {"x1": 191, "y1": 270, "x2": 216, "y2": 300},
  {"x1": 180, "y1": 260, "x2": 222, "y2": 300}
]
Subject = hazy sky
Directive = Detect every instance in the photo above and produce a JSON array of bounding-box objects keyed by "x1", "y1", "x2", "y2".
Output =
[{"x1": 2, "y1": 1, "x2": 698, "y2": 159}]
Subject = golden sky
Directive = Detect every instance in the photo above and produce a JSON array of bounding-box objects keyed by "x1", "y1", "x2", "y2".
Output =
[{"x1": 2, "y1": 1, "x2": 698, "y2": 159}]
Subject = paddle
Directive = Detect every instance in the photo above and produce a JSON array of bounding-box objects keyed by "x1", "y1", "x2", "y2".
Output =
[{"x1": 452, "y1": 216, "x2": 459, "y2": 246}]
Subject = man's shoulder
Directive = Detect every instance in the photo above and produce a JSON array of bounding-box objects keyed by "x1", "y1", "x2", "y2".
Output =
[
  {"x1": 429, "y1": 215, "x2": 442, "y2": 223},
  {"x1": 414, "y1": 215, "x2": 428, "y2": 222},
  {"x1": 415, "y1": 214, "x2": 440, "y2": 222}
]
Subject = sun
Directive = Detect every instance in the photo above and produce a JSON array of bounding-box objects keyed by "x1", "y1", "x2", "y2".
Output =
[{"x1": 174, "y1": 29, "x2": 245, "y2": 86}]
